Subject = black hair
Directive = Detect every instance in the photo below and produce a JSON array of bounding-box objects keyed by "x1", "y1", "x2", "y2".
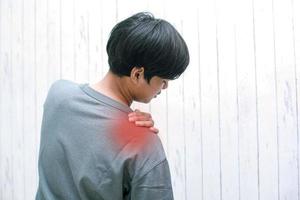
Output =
[{"x1": 106, "y1": 12, "x2": 189, "y2": 83}]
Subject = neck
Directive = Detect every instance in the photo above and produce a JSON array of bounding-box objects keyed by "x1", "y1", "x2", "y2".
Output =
[{"x1": 90, "y1": 71, "x2": 133, "y2": 107}]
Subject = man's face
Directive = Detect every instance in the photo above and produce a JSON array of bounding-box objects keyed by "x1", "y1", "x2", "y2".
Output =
[{"x1": 135, "y1": 76, "x2": 169, "y2": 103}]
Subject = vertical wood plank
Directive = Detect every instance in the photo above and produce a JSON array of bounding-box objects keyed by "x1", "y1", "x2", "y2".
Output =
[
  {"x1": 0, "y1": 0, "x2": 2, "y2": 196},
  {"x1": 235, "y1": 0, "x2": 259, "y2": 199},
  {"x1": 11, "y1": 0, "x2": 25, "y2": 199},
  {"x1": 61, "y1": 0, "x2": 75, "y2": 80},
  {"x1": 23, "y1": 0, "x2": 38, "y2": 198},
  {"x1": 273, "y1": 0, "x2": 299, "y2": 199},
  {"x1": 293, "y1": 0, "x2": 300, "y2": 199},
  {"x1": 198, "y1": 0, "x2": 221, "y2": 199},
  {"x1": 22, "y1": 0, "x2": 37, "y2": 199},
  {"x1": 253, "y1": 0, "x2": 279, "y2": 199},
  {"x1": 74, "y1": 0, "x2": 89, "y2": 82},
  {"x1": 0, "y1": 0, "x2": 13, "y2": 199},
  {"x1": 215, "y1": 0, "x2": 240, "y2": 199},
  {"x1": 100, "y1": 0, "x2": 117, "y2": 77},
  {"x1": 47, "y1": 0, "x2": 61, "y2": 85},
  {"x1": 182, "y1": 3, "x2": 203, "y2": 200},
  {"x1": 88, "y1": 0, "x2": 103, "y2": 83}
]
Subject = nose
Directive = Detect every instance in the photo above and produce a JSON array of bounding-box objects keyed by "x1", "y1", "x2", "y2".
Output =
[{"x1": 162, "y1": 81, "x2": 168, "y2": 89}]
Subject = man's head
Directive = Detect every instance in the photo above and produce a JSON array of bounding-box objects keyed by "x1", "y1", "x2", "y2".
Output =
[{"x1": 106, "y1": 12, "x2": 189, "y2": 103}]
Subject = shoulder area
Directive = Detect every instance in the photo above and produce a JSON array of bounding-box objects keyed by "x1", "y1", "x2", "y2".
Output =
[
  {"x1": 112, "y1": 117, "x2": 166, "y2": 157},
  {"x1": 44, "y1": 79, "x2": 82, "y2": 108},
  {"x1": 47, "y1": 79, "x2": 84, "y2": 97},
  {"x1": 111, "y1": 118, "x2": 168, "y2": 180},
  {"x1": 49, "y1": 79, "x2": 78, "y2": 92}
]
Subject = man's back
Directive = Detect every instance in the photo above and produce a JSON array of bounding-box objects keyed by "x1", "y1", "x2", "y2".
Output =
[{"x1": 36, "y1": 80, "x2": 173, "y2": 200}]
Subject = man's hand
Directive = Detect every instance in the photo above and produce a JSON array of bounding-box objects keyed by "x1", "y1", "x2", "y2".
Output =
[{"x1": 128, "y1": 109, "x2": 159, "y2": 134}]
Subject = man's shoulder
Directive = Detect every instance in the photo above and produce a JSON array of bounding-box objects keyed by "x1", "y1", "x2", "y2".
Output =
[
  {"x1": 113, "y1": 117, "x2": 164, "y2": 153},
  {"x1": 109, "y1": 117, "x2": 167, "y2": 181},
  {"x1": 44, "y1": 79, "x2": 80, "y2": 108},
  {"x1": 112, "y1": 116, "x2": 167, "y2": 166},
  {"x1": 48, "y1": 79, "x2": 78, "y2": 95}
]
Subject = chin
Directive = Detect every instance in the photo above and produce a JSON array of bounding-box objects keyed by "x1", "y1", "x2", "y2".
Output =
[
  {"x1": 143, "y1": 99, "x2": 151, "y2": 104},
  {"x1": 135, "y1": 96, "x2": 154, "y2": 104},
  {"x1": 143, "y1": 98, "x2": 153, "y2": 104},
  {"x1": 135, "y1": 98, "x2": 150, "y2": 104}
]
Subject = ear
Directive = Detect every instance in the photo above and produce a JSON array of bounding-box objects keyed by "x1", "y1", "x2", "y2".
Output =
[{"x1": 130, "y1": 67, "x2": 145, "y2": 84}]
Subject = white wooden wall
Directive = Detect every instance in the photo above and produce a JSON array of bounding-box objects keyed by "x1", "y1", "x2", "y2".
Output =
[{"x1": 1, "y1": 0, "x2": 300, "y2": 199}]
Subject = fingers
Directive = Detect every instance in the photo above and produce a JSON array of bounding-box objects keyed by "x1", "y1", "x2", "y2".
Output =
[
  {"x1": 128, "y1": 109, "x2": 159, "y2": 134},
  {"x1": 128, "y1": 115, "x2": 154, "y2": 124},
  {"x1": 128, "y1": 109, "x2": 152, "y2": 119},
  {"x1": 149, "y1": 127, "x2": 159, "y2": 134},
  {"x1": 134, "y1": 120, "x2": 154, "y2": 127},
  {"x1": 128, "y1": 110, "x2": 154, "y2": 124}
]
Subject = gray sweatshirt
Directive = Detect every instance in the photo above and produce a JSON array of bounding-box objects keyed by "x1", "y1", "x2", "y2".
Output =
[{"x1": 35, "y1": 80, "x2": 173, "y2": 200}]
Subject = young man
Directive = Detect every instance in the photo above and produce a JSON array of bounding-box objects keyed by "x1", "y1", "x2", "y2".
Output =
[{"x1": 36, "y1": 12, "x2": 189, "y2": 200}]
